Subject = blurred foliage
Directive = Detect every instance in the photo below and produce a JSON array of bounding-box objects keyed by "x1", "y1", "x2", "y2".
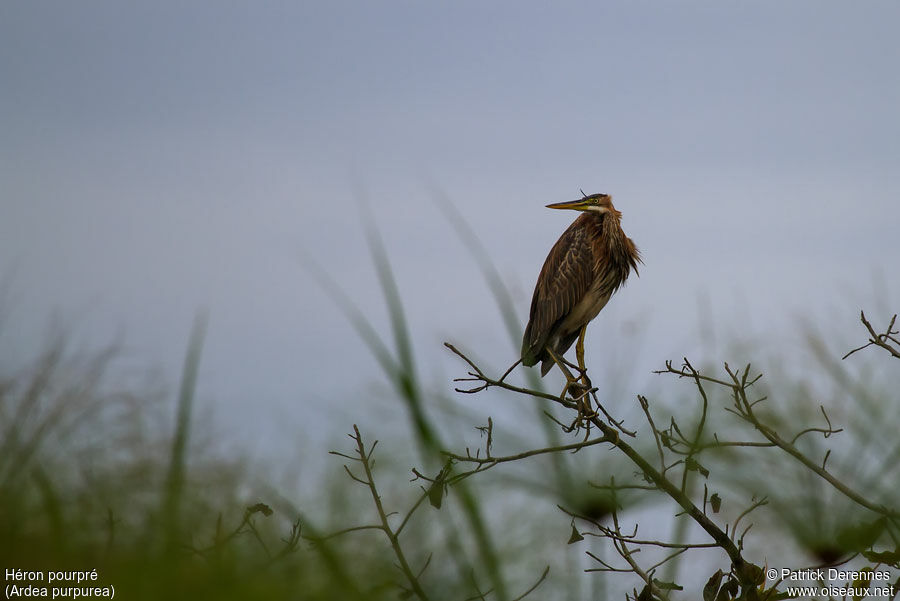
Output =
[{"x1": 2, "y1": 212, "x2": 899, "y2": 600}]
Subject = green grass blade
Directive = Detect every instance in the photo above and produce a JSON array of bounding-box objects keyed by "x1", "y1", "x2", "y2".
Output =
[{"x1": 163, "y1": 310, "x2": 208, "y2": 549}]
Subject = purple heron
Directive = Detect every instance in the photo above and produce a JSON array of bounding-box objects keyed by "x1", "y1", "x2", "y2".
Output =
[{"x1": 521, "y1": 193, "x2": 641, "y2": 385}]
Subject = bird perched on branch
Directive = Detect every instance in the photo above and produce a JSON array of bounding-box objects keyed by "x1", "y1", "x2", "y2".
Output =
[{"x1": 521, "y1": 193, "x2": 641, "y2": 384}]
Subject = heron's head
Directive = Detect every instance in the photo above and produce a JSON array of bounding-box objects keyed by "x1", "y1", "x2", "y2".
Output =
[{"x1": 546, "y1": 193, "x2": 617, "y2": 215}]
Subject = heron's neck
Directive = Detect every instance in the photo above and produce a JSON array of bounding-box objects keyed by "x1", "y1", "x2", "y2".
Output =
[
  {"x1": 599, "y1": 211, "x2": 635, "y2": 269},
  {"x1": 600, "y1": 211, "x2": 624, "y2": 243}
]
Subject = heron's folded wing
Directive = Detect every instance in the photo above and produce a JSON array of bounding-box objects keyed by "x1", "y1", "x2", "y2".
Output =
[{"x1": 522, "y1": 222, "x2": 594, "y2": 362}]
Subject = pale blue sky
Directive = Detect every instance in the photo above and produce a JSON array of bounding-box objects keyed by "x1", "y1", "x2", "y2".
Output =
[{"x1": 2, "y1": 2, "x2": 898, "y2": 462}]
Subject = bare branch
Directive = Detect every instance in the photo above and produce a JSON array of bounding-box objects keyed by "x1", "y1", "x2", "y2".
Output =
[
  {"x1": 443, "y1": 436, "x2": 612, "y2": 466},
  {"x1": 731, "y1": 497, "x2": 768, "y2": 536},
  {"x1": 720, "y1": 367, "x2": 900, "y2": 520},
  {"x1": 843, "y1": 312, "x2": 900, "y2": 360},
  {"x1": 340, "y1": 425, "x2": 432, "y2": 600},
  {"x1": 445, "y1": 343, "x2": 578, "y2": 410},
  {"x1": 510, "y1": 566, "x2": 550, "y2": 601},
  {"x1": 444, "y1": 344, "x2": 764, "y2": 595},
  {"x1": 305, "y1": 523, "x2": 383, "y2": 542}
]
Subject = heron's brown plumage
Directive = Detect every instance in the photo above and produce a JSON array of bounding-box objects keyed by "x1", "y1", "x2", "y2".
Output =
[{"x1": 522, "y1": 199, "x2": 641, "y2": 376}]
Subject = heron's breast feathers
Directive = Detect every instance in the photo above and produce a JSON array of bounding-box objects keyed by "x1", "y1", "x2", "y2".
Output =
[{"x1": 521, "y1": 210, "x2": 641, "y2": 366}]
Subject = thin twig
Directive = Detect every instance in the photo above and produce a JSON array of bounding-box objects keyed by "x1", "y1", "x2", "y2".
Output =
[
  {"x1": 608, "y1": 505, "x2": 669, "y2": 600},
  {"x1": 721, "y1": 366, "x2": 900, "y2": 520},
  {"x1": 843, "y1": 312, "x2": 900, "y2": 360},
  {"x1": 352, "y1": 425, "x2": 431, "y2": 601},
  {"x1": 637, "y1": 395, "x2": 667, "y2": 474},
  {"x1": 510, "y1": 566, "x2": 550, "y2": 601},
  {"x1": 443, "y1": 436, "x2": 612, "y2": 466},
  {"x1": 445, "y1": 343, "x2": 577, "y2": 409},
  {"x1": 731, "y1": 497, "x2": 768, "y2": 536}
]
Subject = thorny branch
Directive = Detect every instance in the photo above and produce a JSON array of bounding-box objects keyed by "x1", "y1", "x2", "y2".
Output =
[
  {"x1": 443, "y1": 344, "x2": 767, "y2": 600},
  {"x1": 433, "y1": 314, "x2": 899, "y2": 599},
  {"x1": 660, "y1": 360, "x2": 900, "y2": 520}
]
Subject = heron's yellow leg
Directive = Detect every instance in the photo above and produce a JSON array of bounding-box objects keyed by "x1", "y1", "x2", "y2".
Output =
[
  {"x1": 546, "y1": 348, "x2": 585, "y2": 404},
  {"x1": 573, "y1": 325, "x2": 597, "y2": 421},
  {"x1": 575, "y1": 325, "x2": 594, "y2": 390},
  {"x1": 547, "y1": 346, "x2": 594, "y2": 428},
  {"x1": 576, "y1": 325, "x2": 587, "y2": 374},
  {"x1": 546, "y1": 348, "x2": 578, "y2": 387}
]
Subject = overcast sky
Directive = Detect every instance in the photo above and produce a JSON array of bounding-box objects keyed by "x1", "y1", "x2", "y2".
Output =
[{"x1": 1, "y1": 2, "x2": 898, "y2": 463}]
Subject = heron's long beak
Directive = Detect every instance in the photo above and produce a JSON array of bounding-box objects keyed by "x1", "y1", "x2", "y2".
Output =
[{"x1": 546, "y1": 199, "x2": 590, "y2": 211}]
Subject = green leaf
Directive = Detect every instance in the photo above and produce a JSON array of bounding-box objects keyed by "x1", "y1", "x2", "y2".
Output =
[
  {"x1": 427, "y1": 480, "x2": 444, "y2": 509},
  {"x1": 851, "y1": 567, "x2": 874, "y2": 601},
  {"x1": 567, "y1": 524, "x2": 584, "y2": 544},
  {"x1": 703, "y1": 569, "x2": 724, "y2": 601},
  {"x1": 837, "y1": 518, "x2": 886, "y2": 552},
  {"x1": 246, "y1": 503, "x2": 273, "y2": 517},
  {"x1": 427, "y1": 465, "x2": 449, "y2": 508},
  {"x1": 686, "y1": 457, "x2": 710, "y2": 478},
  {"x1": 660, "y1": 430, "x2": 671, "y2": 448},
  {"x1": 862, "y1": 548, "x2": 900, "y2": 566},
  {"x1": 637, "y1": 584, "x2": 653, "y2": 601},
  {"x1": 652, "y1": 578, "x2": 683, "y2": 591},
  {"x1": 716, "y1": 577, "x2": 738, "y2": 601}
]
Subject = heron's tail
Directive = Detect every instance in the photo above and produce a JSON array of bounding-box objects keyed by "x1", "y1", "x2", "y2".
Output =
[
  {"x1": 520, "y1": 339, "x2": 539, "y2": 368},
  {"x1": 540, "y1": 357, "x2": 553, "y2": 377}
]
